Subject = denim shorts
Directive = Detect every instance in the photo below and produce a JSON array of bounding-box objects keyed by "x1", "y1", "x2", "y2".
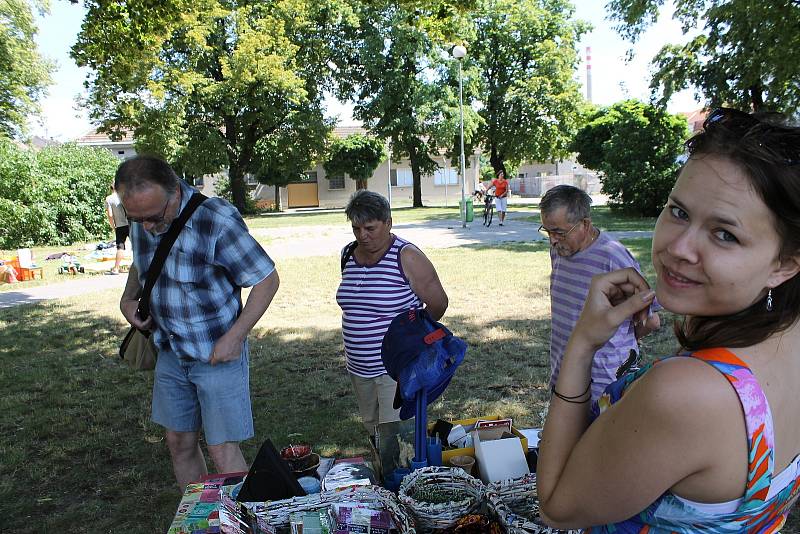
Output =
[{"x1": 151, "y1": 344, "x2": 254, "y2": 446}]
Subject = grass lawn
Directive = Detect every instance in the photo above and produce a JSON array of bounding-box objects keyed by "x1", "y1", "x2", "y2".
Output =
[
  {"x1": 1, "y1": 232, "x2": 798, "y2": 532},
  {"x1": 0, "y1": 206, "x2": 465, "y2": 292},
  {"x1": 514, "y1": 205, "x2": 659, "y2": 233},
  {"x1": 245, "y1": 205, "x2": 464, "y2": 230},
  {"x1": 0, "y1": 242, "x2": 127, "y2": 292}
]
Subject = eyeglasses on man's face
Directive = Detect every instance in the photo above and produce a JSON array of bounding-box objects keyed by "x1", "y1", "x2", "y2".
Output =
[
  {"x1": 124, "y1": 195, "x2": 171, "y2": 224},
  {"x1": 538, "y1": 220, "x2": 582, "y2": 239}
]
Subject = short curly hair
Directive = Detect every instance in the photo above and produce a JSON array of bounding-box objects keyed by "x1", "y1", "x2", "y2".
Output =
[{"x1": 345, "y1": 190, "x2": 391, "y2": 225}]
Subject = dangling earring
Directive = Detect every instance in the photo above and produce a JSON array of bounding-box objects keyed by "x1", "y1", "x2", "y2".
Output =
[{"x1": 766, "y1": 289, "x2": 774, "y2": 312}]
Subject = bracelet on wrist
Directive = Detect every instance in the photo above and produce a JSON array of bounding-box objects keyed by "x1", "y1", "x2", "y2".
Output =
[{"x1": 551, "y1": 382, "x2": 592, "y2": 404}]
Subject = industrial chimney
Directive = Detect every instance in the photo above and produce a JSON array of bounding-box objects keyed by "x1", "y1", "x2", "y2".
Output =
[{"x1": 586, "y1": 46, "x2": 593, "y2": 103}]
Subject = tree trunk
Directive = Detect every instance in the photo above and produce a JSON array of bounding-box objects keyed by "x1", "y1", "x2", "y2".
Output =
[
  {"x1": 228, "y1": 162, "x2": 248, "y2": 213},
  {"x1": 749, "y1": 84, "x2": 764, "y2": 112},
  {"x1": 274, "y1": 185, "x2": 283, "y2": 211},
  {"x1": 489, "y1": 144, "x2": 506, "y2": 178},
  {"x1": 356, "y1": 179, "x2": 368, "y2": 190},
  {"x1": 409, "y1": 148, "x2": 423, "y2": 207}
]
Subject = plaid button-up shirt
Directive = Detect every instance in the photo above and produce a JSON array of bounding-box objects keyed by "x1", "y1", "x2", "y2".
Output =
[{"x1": 130, "y1": 180, "x2": 275, "y2": 362}]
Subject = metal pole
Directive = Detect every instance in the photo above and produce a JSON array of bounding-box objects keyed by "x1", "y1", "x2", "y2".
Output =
[
  {"x1": 387, "y1": 143, "x2": 392, "y2": 207},
  {"x1": 458, "y1": 59, "x2": 466, "y2": 228}
]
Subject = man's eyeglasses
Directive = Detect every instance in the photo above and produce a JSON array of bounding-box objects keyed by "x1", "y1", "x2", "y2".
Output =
[
  {"x1": 124, "y1": 195, "x2": 171, "y2": 224},
  {"x1": 538, "y1": 220, "x2": 582, "y2": 239}
]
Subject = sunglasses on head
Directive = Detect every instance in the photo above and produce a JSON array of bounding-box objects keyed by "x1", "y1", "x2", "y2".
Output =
[{"x1": 703, "y1": 107, "x2": 799, "y2": 166}]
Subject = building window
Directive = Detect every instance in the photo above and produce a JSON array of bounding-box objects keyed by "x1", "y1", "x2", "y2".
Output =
[
  {"x1": 328, "y1": 174, "x2": 345, "y2": 190},
  {"x1": 434, "y1": 168, "x2": 458, "y2": 186},
  {"x1": 194, "y1": 176, "x2": 205, "y2": 188},
  {"x1": 117, "y1": 150, "x2": 125, "y2": 155},
  {"x1": 244, "y1": 173, "x2": 259, "y2": 185},
  {"x1": 390, "y1": 168, "x2": 413, "y2": 187},
  {"x1": 303, "y1": 171, "x2": 318, "y2": 183},
  {"x1": 517, "y1": 173, "x2": 527, "y2": 180}
]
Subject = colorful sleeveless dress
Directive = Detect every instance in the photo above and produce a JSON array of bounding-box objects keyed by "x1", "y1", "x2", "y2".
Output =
[{"x1": 586, "y1": 348, "x2": 800, "y2": 533}]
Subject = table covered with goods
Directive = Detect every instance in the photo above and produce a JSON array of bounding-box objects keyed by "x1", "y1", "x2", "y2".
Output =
[{"x1": 167, "y1": 418, "x2": 582, "y2": 534}]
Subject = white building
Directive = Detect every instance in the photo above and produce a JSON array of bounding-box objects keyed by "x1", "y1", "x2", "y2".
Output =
[{"x1": 74, "y1": 126, "x2": 598, "y2": 207}]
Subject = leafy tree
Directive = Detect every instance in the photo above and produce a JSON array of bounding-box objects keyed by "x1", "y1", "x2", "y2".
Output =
[
  {"x1": 471, "y1": 0, "x2": 589, "y2": 175},
  {"x1": 348, "y1": 2, "x2": 480, "y2": 207},
  {"x1": 323, "y1": 133, "x2": 386, "y2": 190},
  {"x1": 0, "y1": 139, "x2": 118, "y2": 247},
  {"x1": 252, "y1": 110, "x2": 332, "y2": 212},
  {"x1": 607, "y1": 0, "x2": 800, "y2": 113},
  {"x1": 0, "y1": 0, "x2": 53, "y2": 138},
  {"x1": 571, "y1": 100, "x2": 688, "y2": 216},
  {"x1": 72, "y1": 0, "x2": 356, "y2": 213}
]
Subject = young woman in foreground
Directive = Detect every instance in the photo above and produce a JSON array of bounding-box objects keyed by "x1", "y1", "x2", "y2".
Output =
[{"x1": 537, "y1": 108, "x2": 800, "y2": 532}]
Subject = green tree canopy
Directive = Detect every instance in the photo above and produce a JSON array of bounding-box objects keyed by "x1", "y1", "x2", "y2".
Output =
[
  {"x1": 323, "y1": 133, "x2": 386, "y2": 190},
  {"x1": 72, "y1": 0, "x2": 356, "y2": 213},
  {"x1": 347, "y1": 1, "x2": 480, "y2": 207},
  {"x1": 0, "y1": 0, "x2": 53, "y2": 138},
  {"x1": 571, "y1": 99, "x2": 688, "y2": 216},
  {"x1": 471, "y1": 0, "x2": 589, "y2": 175},
  {"x1": 607, "y1": 0, "x2": 800, "y2": 113}
]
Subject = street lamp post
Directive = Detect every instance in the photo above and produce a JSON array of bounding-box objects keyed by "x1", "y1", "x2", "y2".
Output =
[{"x1": 452, "y1": 44, "x2": 467, "y2": 228}]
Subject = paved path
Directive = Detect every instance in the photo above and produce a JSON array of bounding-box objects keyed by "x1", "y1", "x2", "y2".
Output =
[{"x1": 0, "y1": 205, "x2": 651, "y2": 309}]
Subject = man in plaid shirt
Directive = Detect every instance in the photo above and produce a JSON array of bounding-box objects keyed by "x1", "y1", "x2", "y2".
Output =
[{"x1": 116, "y1": 155, "x2": 280, "y2": 489}]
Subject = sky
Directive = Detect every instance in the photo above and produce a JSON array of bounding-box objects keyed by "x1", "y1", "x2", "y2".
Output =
[{"x1": 28, "y1": 0, "x2": 702, "y2": 141}]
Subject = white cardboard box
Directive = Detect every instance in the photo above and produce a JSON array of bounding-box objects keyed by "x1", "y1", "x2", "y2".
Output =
[{"x1": 471, "y1": 430, "x2": 529, "y2": 483}]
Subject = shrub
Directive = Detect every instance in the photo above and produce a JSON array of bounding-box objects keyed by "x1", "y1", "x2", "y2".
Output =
[
  {"x1": 572, "y1": 100, "x2": 688, "y2": 217},
  {"x1": 0, "y1": 139, "x2": 119, "y2": 247}
]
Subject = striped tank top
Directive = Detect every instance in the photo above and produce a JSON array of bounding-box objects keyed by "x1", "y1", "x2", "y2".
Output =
[{"x1": 336, "y1": 235, "x2": 421, "y2": 378}]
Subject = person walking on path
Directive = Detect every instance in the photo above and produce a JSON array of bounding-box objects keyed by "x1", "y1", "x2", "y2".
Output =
[
  {"x1": 105, "y1": 185, "x2": 129, "y2": 274},
  {"x1": 116, "y1": 155, "x2": 280, "y2": 490},
  {"x1": 492, "y1": 170, "x2": 510, "y2": 226},
  {"x1": 541, "y1": 185, "x2": 659, "y2": 402},
  {"x1": 336, "y1": 190, "x2": 449, "y2": 436}
]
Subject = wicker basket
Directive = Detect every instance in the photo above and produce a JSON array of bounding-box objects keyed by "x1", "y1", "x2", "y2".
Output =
[
  {"x1": 240, "y1": 484, "x2": 416, "y2": 533},
  {"x1": 486, "y1": 474, "x2": 581, "y2": 534},
  {"x1": 398, "y1": 466, "x2": 485, "y2": 532}
]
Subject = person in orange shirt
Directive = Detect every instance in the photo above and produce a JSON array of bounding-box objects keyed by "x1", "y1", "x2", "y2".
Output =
[{"x1": 491, "y1": 170, "x2": 509, "y2": 226}]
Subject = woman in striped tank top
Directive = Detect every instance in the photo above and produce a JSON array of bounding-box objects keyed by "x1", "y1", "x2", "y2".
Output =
[
  {"x1": 336, "y1": 190, "x2": 449, "y2": 436},
  {"x1": 536, "y1": 109, "x2": 800, "y2": 532}
]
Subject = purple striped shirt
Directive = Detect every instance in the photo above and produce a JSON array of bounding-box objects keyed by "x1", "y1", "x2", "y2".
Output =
[
  {"x1": 549, "y1": 232, "x2": 643, "y2": 401},
  {"x1": 336, "y1": 236, "x2": 421, "y2": 378}
]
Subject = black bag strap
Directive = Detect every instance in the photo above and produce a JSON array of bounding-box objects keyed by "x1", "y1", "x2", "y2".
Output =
[
  {"x1": 340, "y1": 240, "x2": 358, "y2": 273},
  {"x1": 137, "y1": 191, "x2": 207, "y2": 321}
]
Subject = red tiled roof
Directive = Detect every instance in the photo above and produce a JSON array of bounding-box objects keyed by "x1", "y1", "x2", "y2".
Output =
[
  {"x1": 75, "y1": 125, "x2": 373, "y2": 143},
  {"x1": 678, "y1": 108, "x2": 710, "y2": 132},
  {"x1": 75, "y1": 128, "x2": 135, "y2": 144},
  {"x1": 332, "y1": 125, "x2": 368, "y2": 138}
]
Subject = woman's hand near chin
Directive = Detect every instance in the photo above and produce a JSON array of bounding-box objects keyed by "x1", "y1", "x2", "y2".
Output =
[{"x1": 571, "y1": 267, "x2": 656, "y2": 350}]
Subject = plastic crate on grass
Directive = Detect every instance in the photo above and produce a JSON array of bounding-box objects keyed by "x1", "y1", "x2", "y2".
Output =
[{"x1": 18, "y1": 267, "x2": 43, "y2": 281}]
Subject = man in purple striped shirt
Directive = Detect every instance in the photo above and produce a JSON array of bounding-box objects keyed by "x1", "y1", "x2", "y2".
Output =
[{"x1": 540, "y1": 185, "x2": 660, "y2": 402}]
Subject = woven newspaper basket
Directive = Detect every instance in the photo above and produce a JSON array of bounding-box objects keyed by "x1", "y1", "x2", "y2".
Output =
[
  {"x1": 486, "y1": 474, "x2": 582, "y2": 534},
  {"x1": 241, "y1": 484, "x2": 416, "y2": 533},
  {"x1": 398, "y1": 465, "x2": 485, "y2": 532}
]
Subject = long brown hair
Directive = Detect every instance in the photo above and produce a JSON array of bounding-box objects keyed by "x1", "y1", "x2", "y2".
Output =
[{"x1": 676, "y1": 108, "x2": 800, "y2": 351}]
